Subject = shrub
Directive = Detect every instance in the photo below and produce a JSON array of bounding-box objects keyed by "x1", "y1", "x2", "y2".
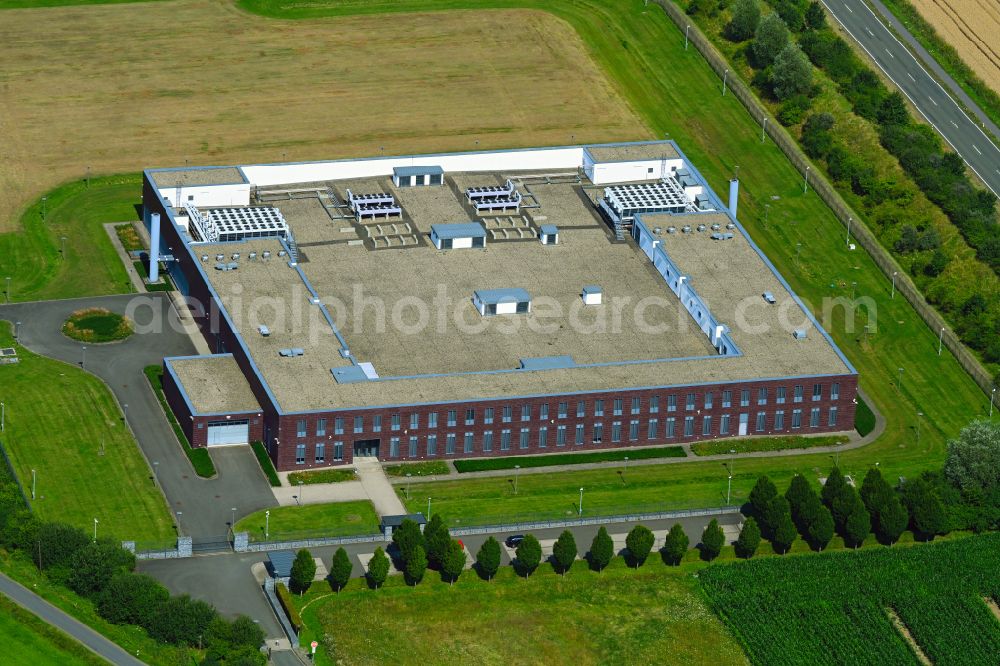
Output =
[
  {"x1": 662, "y1": 523, "x2": 690, "y2": 565},
  {"x1": 552, "y1": 530, "x2": 578, "y2": 575},
  {"x1": 804, "y1": 1, "x2": 825, "y2": 30},
  {"x1": 146, "y1": 595, "x2": 217, "y2": 646},
  {"x1": 734, "y1": 517, "x2": 761, "y2": 559},
  {"x1": 34, "y1": 523, "x2": 90, "y2": 579},
  {"x1": 752, "y1": 13, "x2": 790, "y2": 68},
  {"x1": 329, "y1": 547, "x2": 352, "y2": 592},
  {"x1": 726, "y1": 0, "x2": 761, "y2": 42},
  {"x1": 777, "y1": 93, "x2": 812, "y2": 125},
  {"x1": 770, "y1": 44, "x2": 813, "y2": 100},
  {"x1": 67, "y1": 540, "x2": 136, "y2": 598},
  {"x1": 476, "y1": 536, "x2": 502, "y2": 580},
  {"x1": 514, "y1": 535, "x2": 542, "y2": 577},
  {"x1": 700, "y1": 519, "x2": 725, "y2": 561},
  {"x1": 944, "y1": 420, "x2": 1000, "y2": 494},
  {"x1": 367, "y1": 547, "x2": 390, "y2": 589},
  {"x1": 289, "y1": 549, "x2": 316, "y2": 595},
  {"x1": 274, "y1": 583, "x2": 303, "y2": 633},
  {"x1": 589, "y1": 526, "x2": 615, "y2": 572},
  {"x1": 97, "y1": 573, "x2": 169, "y2": 628},
  {"x1": 230, "y1": 615, "x2": 265, "y2": 651},
  {"x1": 405, "y1": 545, "x2": 428, "y2": 585},
  {"x1": 251, "y1": 442, "x2": 281, "y2": 486},
  {"x1": 625, "y1": 524, "x2": 655, "y2": 568}
]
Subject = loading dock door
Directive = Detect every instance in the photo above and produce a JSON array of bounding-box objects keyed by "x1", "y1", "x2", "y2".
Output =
[{"x1": 207, "y1": 420, "x2": 249, "y2": 446}]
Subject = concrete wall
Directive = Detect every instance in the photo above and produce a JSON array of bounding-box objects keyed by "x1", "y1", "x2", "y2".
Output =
[{"x1": 156, "y1": 183, "x2": 251, "y2": 209}]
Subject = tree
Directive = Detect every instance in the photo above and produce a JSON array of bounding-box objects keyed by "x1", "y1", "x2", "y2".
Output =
[
  {"x1": 515, "y1": 534, "x2": 542, "y2": 577},
  {"x1": 844, "y1": 497, "x2": 872, "y2": 548},
  {"x1": 944, "y1": 420, "x2": 1000, "y2": 494},
  {"x1": 734, "y1": 517, "x2": 761, "y2": 559},
  {"x1": 96, "y1": 573, "x2": 169, "y2": 628},
  {"x1": 289, "y1": 549, "x2": 316, "y2": 595},
  {"x1": 700, "y1": 519, "x2": 725, "y2": 561},
  {"x1": 761, "y1": 495, "x2": 791, "y2": 539},
  {"x1": 726, "y1": 0, "x2": 761, "y2": 42},
  {"x1": 329, "y1": 547, "x2": 352, "y2": 592},
  {"x1": 748, "y1": 476, "x2": 778, "y2": 520},
  {"x1": 661, "y1": 523, "x2": 690, "y2": 565},
  {"x1": 785, "y1": 474, "x2": 814, "y2": 516},
  {"x1": 805, "y1": 1, "x2": 826, "y2": 30},
  {"x1": 877, "y1": 91, "x2": 909, "y2": 126},
  {"x1": 772, "y1": 511, "x2": 798, "y2": 554},
  {"x1": 367, "y1": 547, "x2": 390, "y2": 589},
  {"x1": 860, "y1": 467, "x2": 894, "y2": 515},
  {"x1": 392, "y1": 518, "x2": 425, "y2": 566},
  {"x1": 67, "y1": 541, "x2": 136, "y2": 598},
  {"x1": 146, "y1": 595, "x2": 217, "y2": 646},
  {"x1": 441, "y1": 539, "x2": 466, "y2": 584},
  {"x1": 770, "y1": 44, "x2": 814, "y2": 100},
  {"x1": 752, "y1": 13, "x2": 790, "y2": 68},
  {"x1": 404, "y1": 545, "x2": 427, "y2": 585},
  {"x1": 821, "y1": 467, "x2": 853, "y2": 529},
  {"x1": 876, "y1": 496, "x2": 909, "y2": 544},
  {"x1": 230, "y1": 615, "x2": 265, "y2": 650},
  {"x1": 794, "y1": 491, "x2": 823, "y2": 537},
  {"x1": 901, "y1": 477, "x2": 947, "y2": 540},
  {"x1": 625, "y1": 525, "x2": 655, "y2": 568},
  {"x1": 551, "y1": 530, "x2": 577, "y2": 575},
  {"x1": 589, "y1": 526, "x2": 615, "y2": 572},
  {"x1": 424, "y1": 514, "x2": 451, "y2": 569},
  {"x1": 476, "y1": 537, "x2": 502, "y2": 580},
  {"x1": 33, "y1": 522, "x2": 90, "y2": 573},
  {"x1": 806, "y1": 505, "x2": 834, "y2": 551}
]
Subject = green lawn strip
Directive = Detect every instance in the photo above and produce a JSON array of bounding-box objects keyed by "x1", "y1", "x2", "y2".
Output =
[
  {"x1": 878, "y1": 0, "x2": 1000, "y2": 135},
  {"x1": 0, "y1": 326, "x2": 174, "y2": 547},
  {"x1": 453, "y1": 446, "x2": 686, "y2": 473},
  {"x1": 62, "y1": 308, "x2": 133, "y2": 343},
  {"x1": 296, "y1": 555, "x2": 748, "y2": 666},
  {"x1": 690, "y1": 435, "x2": 848, "y2": 457},
  {"x1": 0, "y1": 551, "x2": 197, "y2": 666},
  {"x1": 251, "y1": 441, "x2": 281, "y2": 486},
  {"x1": 855, "y1": 394, "x2": 877, "y2": 437},
  {"x1": 132, "y1": 261, "x2": 174, "y2": 292},
  {"x1": 239, "y1": 3, "x2": 987, "y2": 517},
  {"x1": 289, "y1": 468, "x2": 356, "y2": 485},
  {"x1": 142, "y1": 366, "x2": 216, "y2": 478},
  {"x1": 234, "y1": 501, "x2": 380, "y2": 542},
  {"x1": 114, "y1": 223, "x2": 143, "y2": 252},
  {"x1": 699, "y1": 532, "x2": 1000, "y2": 664},
  {"x1": 384, "y1": 461, "x2": 450, "y2": 477},
  {"x1": 0, "y1": 175, "x2": 138, "y2": 303},
  {"x1": 0, "y1": 594, "x2": 106, "y2": 666}
]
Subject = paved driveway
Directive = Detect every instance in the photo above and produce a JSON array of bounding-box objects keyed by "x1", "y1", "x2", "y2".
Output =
[{"x1": 0, "y1": 294, "x2": 276, "y2": 540}]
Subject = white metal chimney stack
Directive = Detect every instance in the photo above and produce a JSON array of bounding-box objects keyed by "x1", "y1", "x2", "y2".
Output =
[
  {"x1": 149, "y1": 212, "x2": 161, "y2": 283},
  {"x1": 728, "y1": 178, "x2": 739, "y2": 220}
]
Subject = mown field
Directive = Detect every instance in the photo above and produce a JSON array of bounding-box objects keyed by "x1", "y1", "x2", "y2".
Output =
[
  {"x1": 0, "y1": 595, "x2": 105, "y2": 666},
  {"x1": 234, "y1": 501, "x2": 380, "y2": 542},
  {"x1": 700, "y1": 532, "x2": 1000, "y2": 664}
]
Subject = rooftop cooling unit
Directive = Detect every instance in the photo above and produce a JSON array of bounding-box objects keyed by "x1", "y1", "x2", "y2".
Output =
[
  {"x1": 667, "y1": 226, "x2": 677, "y2": 234},
  {"x1": 231, "y1": 253, "x2": 240, "y2": 261},
  {"x1": 697, "y1": 224, "x2": 707, "y2": 232},
  {"x1": 201, "y1": 255, "x2": 209, "y2": 262},
  {"x1": 215, "y1": 254, "x2": 224, "y2": 262},
  {"x1": 711, "y1": 223, "x2": 721, "y2": 231},
  {"x1": 262, "y1": 251, "x2": 271, "y2": 259},
  {"x1": 681, "y1": 225, "x2": 692, "y2": 233}
]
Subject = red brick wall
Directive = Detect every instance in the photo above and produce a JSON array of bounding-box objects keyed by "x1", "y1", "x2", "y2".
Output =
[{"x1": 268, "y1": 374, "x2": 858, "y2": 471}]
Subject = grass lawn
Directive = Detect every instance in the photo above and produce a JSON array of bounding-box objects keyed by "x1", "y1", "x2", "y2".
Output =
[
  {"x1": 132, "y1": 261, "x2": 174, "y2": 293},
  {"x1": 296, "y1": 555, "x2": 747, "y2": 666},
  {"x1": 0, "y1": 325, "x2": 174, "y2": 547},
  {"x1": 453, "y1": 446, "x2": 686, "y2": 473},
  {"x1": 241, "y1": 0, "x2": 988, "y2": 525},
  {"x1": 289, "y1": 468, "x2": 357, "y2": 485},
  {"x1": 234, "y1": 501, "x2": 380, "y2": 542},
  {"x1": 690, "y1": 435, "x2": 849, "y2": 457},
  {"x1": 384, "y1": 461, "x2": 450, "y2": 477},
  {"x1": 0, "y1": 594, "x2": 106, "y2": 666},
  {"x1": 0, "y1": 176, "x2": 137, "y2": 303},
  {"x1": 62, "y1": 308, "x2": 133, "y2": 343}
]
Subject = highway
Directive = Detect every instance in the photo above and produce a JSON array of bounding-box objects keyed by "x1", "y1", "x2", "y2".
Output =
[{"x1": 822, "y1": 0, "x2": 1000, "y2": 196}]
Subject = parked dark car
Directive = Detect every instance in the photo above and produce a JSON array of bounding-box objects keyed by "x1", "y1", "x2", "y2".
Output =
[{"x1": 505, "y1": 534, "x2": 525, "y2": 548}]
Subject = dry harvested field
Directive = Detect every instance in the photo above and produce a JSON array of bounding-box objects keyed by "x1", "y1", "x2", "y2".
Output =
[
  {"x1": 911, "y1": 0, "x2": 1000, "y2": 93},
  {"x1": 0, "y1": 0, "x2": 648, "y2": 231}
]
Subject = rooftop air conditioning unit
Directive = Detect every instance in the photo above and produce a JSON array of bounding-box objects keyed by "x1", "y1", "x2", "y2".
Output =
[
  {"x1": 681, "y1": 225, "x2": 692, "y2": 233},
  {"x1": 231, "y1": 253, "x2": 240, "y2": 261},
  {"x1": 667, "y1": 226, "x2": 677, "y2": 234},
  {"x1": 711, "y1": 224, "x2": 721, "y2": 231},
  {"x1": 697, "y1": 224, "x2": 707, "y2": 232},
  {"x1": 793, "y1": 329, "x2": 807, "y2": 340},
  {"x1": 201, "y1": 255, "x2": 209, "y2": 262},
  {"x1": 215, "y1": 254, "x2": 224, "y2": 262}
]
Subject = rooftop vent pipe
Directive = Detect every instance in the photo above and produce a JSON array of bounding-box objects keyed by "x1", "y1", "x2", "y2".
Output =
[
  {"x1": 728, "y1": 179, "x2": 739, "y2": 220},
  {"x1": 149, "y1": 212, "x2": 161, "y2": 283}
]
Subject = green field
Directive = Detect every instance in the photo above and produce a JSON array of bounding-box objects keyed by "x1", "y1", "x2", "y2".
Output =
[
  {"x1": 234, "y1": 501, "x2": 380, "y2": 542},
  {"x1": 297, "y1": 555, "x2": 747, "y2": 666},
  {"x1": 0, "y1": 595, "x2": 105, "y2": 666},
  {"x1": 453, "y1": 445, "x2": 686, "y2": 473},
  {"x1": 0, "y1": 176, "x2": 137, "y2": 304},
  {"x1": 690, "y1": 435, "x2": 849, "y2": 457},
  {"x1": 700, "y1": 533, "x2": 1000, "y2": 664},
  {"x1": 0, "y1": 325, "x2": 174, "y2": 547}
]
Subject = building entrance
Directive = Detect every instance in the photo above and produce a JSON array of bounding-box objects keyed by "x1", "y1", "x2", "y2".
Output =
[{"x1": 353, "y1": 439, "x2": 381, "y2": 458}]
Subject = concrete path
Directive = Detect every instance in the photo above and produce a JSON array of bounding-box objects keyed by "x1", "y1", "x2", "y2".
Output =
[
  {"x1": 0, "y1": 571, "x2": 145, "y2": 666},
  {"x1": 354, "y1": 456, "x2": 406, "y2": 516},
  {"x1": 0, "y1": 294, "x2": 277, "y2": 540},
  {"x1": 272, "y1": 480, "x2": 369, "y2": 506},
  {"x1": 102, "y1": 222, "x2": 146, "y2": 294},
  {"x1": 395, "y1": 387, "x2": 887, "y2": 486}
]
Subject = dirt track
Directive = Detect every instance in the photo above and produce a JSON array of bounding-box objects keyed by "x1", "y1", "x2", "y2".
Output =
[{"x1": 911, "y1": 0, "x2": 1000, "y2": 93}]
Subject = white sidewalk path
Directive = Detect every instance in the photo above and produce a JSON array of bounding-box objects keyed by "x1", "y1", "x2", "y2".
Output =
[{"x1": 272, "y1": 457, "x2": 407, "y2": 517}]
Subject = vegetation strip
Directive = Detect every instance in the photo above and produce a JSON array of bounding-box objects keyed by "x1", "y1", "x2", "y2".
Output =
[
  {"x1": 251, "y1": 441, "x2": 281, "y2": 486},
  {"x1": 690, "y1": 434, "x2": 848, "y2": 456},
  {"x1": 453, "y1": 446, "x2": 686, "y2": 472},
  {"x1": 384, "y1": 461, "x2": 450, "y2": 477},
  {"x1": 233, "y1": 502, "x2": 381, "y2": 542},
  {"x1": 288, "y1": 468, "x2": 356, "y2": 485}
]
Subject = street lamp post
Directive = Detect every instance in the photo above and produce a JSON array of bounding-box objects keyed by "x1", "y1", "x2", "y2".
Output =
[
  {"x1": 427, "y1": 496, "x2": 432, "y2": 519},
  {"x1": 851, "y1": 281, "x2": 857, "y2": 300},
  {"x1": 846, "y1": 217, "x2": 852, "y2": 245},
  {"x1": 722, "y1": 69, "x2": 729, "y2": 96},
  {"x1": 762, "y1": 116, "x2": 768, "y2": 142},
  {"x1": 81, "y1": 346, "x2": 86, "y2": 368},
  {"x1": 891, "y1": 271, "x2": 898, "y2": 299},
  {"x1": 153, "y1": 461, "x2": 159, "y2": 485},
  {"x1": 31, "y1": 469, "x2": 36, "y2": 500},
  {"x1": 938, "y1": 327, "x2": 945, "y2": 356},
  {"x1": 1, "y1": 401, "x2": 4, "y2": 432},
  {"x1": 578, "y1": 487, "x2": 584, "y2": 516},
  {"x1": 624, "y1": 456, "x2": 629, "y2": 476},
  {"x1": 14, "y1": 321, "x2": 20, "y2": 340},
  {"x1": 685, "y1": 24, "x2": 690, "y2": 50},
  {"x1": 93, "y1": 518, "x2": 98, "y2": 541},
  {"x1": 406, "y1": 473, "x2": 412, "y2": 500},
  {"x1": 916, "y1": 412, "x2": 924, "y2": 444},
  {"x1": 4, "y1": 277, "x2": 10, "y2": 303},
  {"x1": 231, "y1": 507, "x2": 237, "y2": 530},
  {"x1": 265, "y1": 510, "x2": 270, "y2": 540},
  {"x1": 298, "y1": 480, "x2": 304, "y2": 504},
  {"x1": 897, "y1": 367, "x2": 904, "y2": 391},
  {"x1": 803, "y1": 166, "x2": 810, "y2": 194},
  {"x1": 60, "y1": 236, "x2": 67, "y2": 258},
  {"x1": 795, "y1": 242, "x2": 802, "y2": 266},
  {"x1": 176, "y1": 511, "x2": 183, "y2": 537},
  {"x1": 514, "y1": 465, "x2": 520, "y2": 495},
  {"x1": 991, "y1": 387, "x2": 996, "y2": 419},
  {"x1": 763, "y1": 204, "x2": 770, "y2": 228}
]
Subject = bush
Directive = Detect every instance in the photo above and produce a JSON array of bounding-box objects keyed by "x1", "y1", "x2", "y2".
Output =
[
  {"x1": 944, "y1": 420, "x2": 1000, "y2": 494},
  {"x1": 329, "y1": 547, "x2": 352, "y2": 592},
  {"x1": 514, "y1": 535, "x2": 542, "y2": 577},
  {"x1": 777, "y1": 93, "x2": 812, "y2": 125},
  {"x1": 34, "y1": 522, "x2": 90, "y2": 574},
  {"x1": 476, "y1": 536, "x2": 502, "y2": 580},
  {"x1": 405, "y1": 545, "x2": 427, "y2": 585},
  {"x1": 66, "y1": 540, "x2": 136, "y2": 598},
  {"x1": 661, "y1": 523, "x2": 690, "y2": 565},
  {"x1": 700, "y1": 519, "x2": 725, "y2": 561},
  {"x1": 251, "y1": 442, "x2": 281, "y2": 486},
  {"x1": 274, "y1": 583, "x2": 303, "y2": 633},
  {"x1": 734, "y1": 517, "x2": 761, "y2": 559},
  {"x1": 97, "y1": 573, "x2": 169, "y2": 628},
  {"x1": 752, "y1": 13, "x2": 790, "y2": 68},
  {"x1": 770, "y1": 44, "x2": 813, "y2": 100},
  {"x1": 726, "y1": 0, "x2": 761, "y2": 41},
  {"x1": 146, "y1": 594, "x2": 216, "y2": 646},
  {"x1": 625, "y1": 524, "x2": 655, "y2": 568},
  {"x1": 367, "y1": 547, "x2": 390, "y2": 589},
  {"x1": 589, "y1": 526, "x2": 615, "y2": 572},
  {"x1": 552, "y1": 530, "x2": 577, "y2": 575},
  {"x1": 289, "y1": 549, "x2": 316, "y2": 595},
  {"x1": 805, "y1": 1, "x2": 825, "y2": 29}
]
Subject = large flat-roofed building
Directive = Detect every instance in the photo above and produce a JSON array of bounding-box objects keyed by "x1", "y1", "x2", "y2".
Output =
[{"x1": 143, "y1": 141, "x2": 857, "y2": 471}]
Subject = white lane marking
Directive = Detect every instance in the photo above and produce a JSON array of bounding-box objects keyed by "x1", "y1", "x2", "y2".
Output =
[
  {"x1": 885, "y1": 48, "x2": 895, "y2": 58},
  {"x1": 929, "y1": 97, "x2": 938, "y2": 106},
  {"x1": 845, "y1": 3, "x2": 854, "y2": 12},
  {"x1": 907, "y1": 72, "x2": 916, "y2": 82},
  {"x1": 973, "y1": 145, "x2": 982, "y2": 155},
  {"x1": 866, "y1": 28, "x2": 874, "y2": 37},
  {"x1": 951, "y1": 121, "x2": 959, "y2": 128}
]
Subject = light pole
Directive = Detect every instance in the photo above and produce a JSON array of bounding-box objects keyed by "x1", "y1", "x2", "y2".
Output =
[
  {"x1": 41, "y1": 196, "x2": 47, "y2": 221},
  {"x1": 685, "y1": 24, "x2": 690, "y2": 50},
  {"x1": 514, "y1": 464, "x2": 520, "y2": 495},
  {"x1": 81, "y1": 346, "x2": 86, "y2": 368},
  {"x1": 795, "y1": 242, "x2": 802, "y2": 266},
  {"x1": 265, "y1": 509, "x2": 270, "y2": 540},
  {"x1": 298, "y1": 480, "x2": 304, "y2": 504},
  {"x1": 846, "y1": 217, "x2": 852, "y2": 245},
  {"x1": 851, "y1": 281, "x2": 857, "y2": 300},
  {"x1": 722, "y1": 68, "x2": 729, "y2": 96},
  {"x1": 762, "y1": 116, "x2": 768, "y2": 142},
  {"x1": 176, "y1": 511, "x2": 183, "y2": 536},
  {"x1": 153, "y1": 461, "x2": 159, "y2": 485},
  {"x1": 123, "y1": 404, "x2": 128, "y2": 423},
  {"x1": 938, "y1": 327, "x2": 944, "y2": 356},
  {"x1": 14, "y1": 321, "x2": 20, "y2": 340},
  {"x1": 60, "y1": 236, "x2": 67, "y2": 258},
  {"x1": 31, "y1": 469, "x2": 36, "y2": 500},
  {"x1": 803, "y1": 166, "x2": 810, "y2": 194},
  {"x1": 897, "y1": 367, "x2": 904, "y2": 392},
  {"x1": 991, "y1": 387, "x2": 996, "y2": 419},
  {"x1": 763, "y1": 203, "x2": 770, "y2": 228},
  {"x1": 231, "y1": 507, "x2": 237, "y2": 530},
  {"x1": 578, "y1": 487, "x2": 584, "y2": 516},
  {"x1": 4, "y1": 277, "x2": 10, "y2": 303},
  {"x1": 93, "y1": 518, "x2": 98, "y2": 541},
  {"x1": 1, "y1": 401, "x2": 4, "y2": 432},
  {"x1": 916, "y1": 412, "x2": 924, "y2": 444},
  {"x1": 427, "y1": 496, "x2": 432, "y2": 519},
  {"x1": 891, "y1": 271, "x2": 898, "y2": 299},
  {"x1": 624, "y1": 456, "x2": 629, "y2": 476},
  {"x1": 406, "y1": 473, "x2": 412, "y2": 499}
]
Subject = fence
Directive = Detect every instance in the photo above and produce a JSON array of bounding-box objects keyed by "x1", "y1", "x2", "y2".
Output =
[
  {"x1": 236, "y1": 532, "x2": 387, "y2": 554},
  {"x1": 0, "y1": 438, "x2": 31, "y2": 510},
  {"x1": 655, "y1": 0, "x2": 995, "y2": 395}
]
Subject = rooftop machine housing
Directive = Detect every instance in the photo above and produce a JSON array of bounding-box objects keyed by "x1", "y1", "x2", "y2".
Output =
[
  {"x1": 430, "y1": 222, "x2": 487, "y2": 249},
  {"x1": 393, "y1": 165, "x2": 444, "y2": 187},
  {"x1": 473, "y1": 288, "x2": 531, "y2": 316}
]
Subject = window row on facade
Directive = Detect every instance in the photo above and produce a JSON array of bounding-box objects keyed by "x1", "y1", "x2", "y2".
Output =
[
  {"x1": 291, "y1": 406, "x2": 840, "y2": 464},
  {"x1": 291, "y1": 383, "x2": 843, "y2": 439}
]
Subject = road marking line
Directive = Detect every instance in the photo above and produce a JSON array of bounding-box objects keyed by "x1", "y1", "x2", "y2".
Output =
[
  {"x1": 846, "y1": 3, "x2": 854, "y2": 12},
  {"x1": 951, "y1": 121, "x2": 958, "y2": 128},
  {"x1": 929, "y1": 97, "x2": 938, "y2": 106},
  {"x1": 973, "y1": 145, "x2": 982, "y2": 155},
  {"x1": 907, "y1": 72, "x2": 916, "y2": 82},
  {"x1": 885, "y1": 48, "x2": 894, "y2": 58},
  {"x1": 866, "y1": 28, "x2": 874, "y2": 37}
]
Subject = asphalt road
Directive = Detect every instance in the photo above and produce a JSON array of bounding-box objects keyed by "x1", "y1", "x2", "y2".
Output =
[
  {"x1": 822, "y1": 0, "x2": 1000, "y2": 196},
  {"x1": 0, "y1": 294, "x2": 276, "y2": 542},
  {"x1": 0, "y1": 571, "x2": 145, "y2": 666},
  {"x1": 140, "y1": 511, "x2": 741, "y2": 641}
]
